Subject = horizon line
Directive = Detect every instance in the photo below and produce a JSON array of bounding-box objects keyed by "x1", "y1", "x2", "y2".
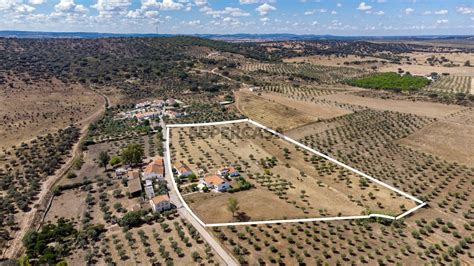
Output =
[{"x1": 0, "y1": 30, "x2": 473, "y2": 38}]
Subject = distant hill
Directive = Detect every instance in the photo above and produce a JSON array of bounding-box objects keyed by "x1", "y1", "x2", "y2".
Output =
[{"x1": 0, "y1": 30, "x2": 473, "y2": 42}]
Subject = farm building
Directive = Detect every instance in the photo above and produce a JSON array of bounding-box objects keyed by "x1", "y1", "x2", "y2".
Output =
[
  {"x1": 128, "y1": 178, "x2": 142, "y2": 198},
  {"x1": 134, "y1": 111, "x2": 161, "y2": 121},
  {"x1": 143, "y1": 161, "x2": 165, "y2": 180},
  {"x1": 217, "y1": 166, "x2": 239, "y2": 177},
  {"x1": 174, "y1": 162, "x2": 193, "y2": 177},
  {"x1": 166, "y1": 98, "x2": 176, "y2": 106},
  {"x1": 127, "y1": 170, "x2": 140, "y2": 180},
  {"x1": 144, "y1": 180, "x2": 155, "y2": 199},
  {"x1": 151, "y1": 99, "x2": 165, "y2": 108},
  {"x1": 150, "y1": 194, "x2": 171, "y2": 212},
  {"x1": 199, "y1": 175, "x2": 230, "y2": 192},
  {"x1": 135, "y1": 101, "x2": 151, "y2": 108},
  {"x1": 115, "y1": 168, "x2": 127, "y2": 178}
]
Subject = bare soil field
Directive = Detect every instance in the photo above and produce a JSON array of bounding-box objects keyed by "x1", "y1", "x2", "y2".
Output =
[
  {"x1": 320, "y1": 91, "x2": 466, "y2": 118},
  {"x1": 283, "y1": 54, "x2": 382, "y2": 68},
  {"x1": 258, "y1": 92, "x2": 352, "y2": 120},
  {"x1": 44, "y1": 189, "x2": 88, "y2": 224},
  {"x1": 0, "y1": 77, "x2": 103, "y2": 149},
  {"x1": 234, "y1": 90, "x2": 319, "y2": 131},
  {"x1": 398, "y1": 116, "x2": 474, "y2": 167},
  {"x1": 380, "y1": 64, "x2": 474, "y2": 76},
  {"x1": 170, "y1": 123, "x2": 417, "y2": 224},
  {"x1": 379, "y1": 52, "x2": 474, "y2": 76},
  {"x1": 283, "y1": 52, "x2": 474, "y2": 76}
]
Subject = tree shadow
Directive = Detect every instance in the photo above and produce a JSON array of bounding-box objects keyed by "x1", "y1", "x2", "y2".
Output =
[{"x1": 236, "y1": 212, "x2": 251, "y2": 222}]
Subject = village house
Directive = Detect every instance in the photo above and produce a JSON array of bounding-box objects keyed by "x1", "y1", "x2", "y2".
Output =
[
  {"x1": 135, "y1": 101, "x2": 151, "y2": 109},
  {"x1": 151, "y1": 99, "x2": 165, "y2": 108},
  {"x1": 150, "y1": 194, "x2": 172, "y2": 212},
  {"x1": 143, "y1": 157, "x2": 165, "y2": 180},
  {"x1": 217, "y1": 166, "x2": 239, "y2": 177},
  {"x1": 128, "y1": 178, "x2": 142, "y2": 198},
  {"x1": 134, "y1": 111, "x2": 161, "y2": 121},
  {"x1": 165, "y1": 98, "x2": 176, "y2": 106},
  {"x1": 174, "y1": 162, "x2": 193, "y2": 177},
  {"x1": 127, "y1": 170, "x2": 140, "y2": 180},
  {"x1": 199, "y1": 175, "x2": 230, "y2": 192}
]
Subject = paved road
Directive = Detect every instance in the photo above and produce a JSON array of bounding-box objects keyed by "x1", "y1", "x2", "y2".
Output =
[{"x1": 158, "y1": 118, "x2": 238, "y2": 266}]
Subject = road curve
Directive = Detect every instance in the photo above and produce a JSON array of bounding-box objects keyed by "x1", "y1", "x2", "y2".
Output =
[{"x1": 159, "y1": 118, "x2": 238, "y2": 266}]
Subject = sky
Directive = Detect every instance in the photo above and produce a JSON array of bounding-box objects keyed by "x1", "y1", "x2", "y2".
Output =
[{"x1": 0, "y1": 0, "x2": 473, "y2": 35}]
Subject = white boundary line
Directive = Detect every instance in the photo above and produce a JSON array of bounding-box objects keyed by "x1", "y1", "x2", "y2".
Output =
[{"x1": 165, "y1": 119, "x2": 426, "y2": 227}]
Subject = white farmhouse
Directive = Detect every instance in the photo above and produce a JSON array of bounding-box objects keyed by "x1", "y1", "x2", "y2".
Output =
[
  {"x1": 200, "y1": 175, "x2": 230, "y2": 192},
  {"x1": 150, "y1": 195, "x2": 171, "y2": 212}
]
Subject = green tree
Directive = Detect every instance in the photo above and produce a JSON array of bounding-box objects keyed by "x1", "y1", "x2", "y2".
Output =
[
  {"x1": 98, "y1": 151, "x2": 110, "y2": 170},
  {"x1": 121, "y1": 144, "x2": 144, "y2": 166},
  {"x1": 110, "y1": 156, "x2": 121, "y2": 167},
  {"x1": 227, "y1": 197, "x2": 239, "y2": 218}
]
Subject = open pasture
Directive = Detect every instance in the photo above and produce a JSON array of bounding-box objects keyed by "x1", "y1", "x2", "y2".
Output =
[
  {"x1": 397, "y1": 109, "x2": 474, "y2": 167},
  {"x1": 257, "y1": 92, "x2": 353, "y2": 121},
  {"x1": 169, "y1": 122, "x2": 418, "y2": 224},
  {"x1": 0, "y1": 77, "x2": 103, "y2": 150},
  {"x1": 234, "y1": 90, "x2": 319, "y2": 131}
]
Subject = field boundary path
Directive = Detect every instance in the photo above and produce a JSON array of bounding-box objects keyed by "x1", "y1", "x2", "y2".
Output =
[
  {"x1": 160, "y1": 119, "x2": 238, "y2": 266},
  {"x1": 2, "y1": 87, "x2": 108, "y2": 260},
  {"x1": 165, "y1": 118, "x2": 427, "y2": 228}
]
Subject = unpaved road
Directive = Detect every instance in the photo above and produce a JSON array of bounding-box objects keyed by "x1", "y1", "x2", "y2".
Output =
[
  {"x1": 159, "y1": 119, "x2": 238, "y2": 266},
  {"x1": 1, "y1": 88, "x2": 108, "y2": 260}
]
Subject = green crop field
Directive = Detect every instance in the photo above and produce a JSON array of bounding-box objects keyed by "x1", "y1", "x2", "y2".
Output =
[{"x1": 350, "y1": 72, "x2": 430, "y2": 91}]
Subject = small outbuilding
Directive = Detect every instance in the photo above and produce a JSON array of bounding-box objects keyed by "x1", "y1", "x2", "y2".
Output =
[{"x1": 128, "y1": 178, "x2": 142, "y2": 198}]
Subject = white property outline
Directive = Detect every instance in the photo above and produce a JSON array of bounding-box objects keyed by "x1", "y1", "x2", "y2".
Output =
[{"x1": 165, "y1": 119, "x2": 427, "y2": 227}]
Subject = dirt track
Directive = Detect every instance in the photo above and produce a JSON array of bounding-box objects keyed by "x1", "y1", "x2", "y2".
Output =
[{"x1": 1, "y1": 88, "x2": 108, "y2": 260}]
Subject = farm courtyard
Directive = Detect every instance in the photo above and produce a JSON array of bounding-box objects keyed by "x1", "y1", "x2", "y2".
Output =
[{"x1": 169, "y1": 122, "x2": 418, "y2": 224}]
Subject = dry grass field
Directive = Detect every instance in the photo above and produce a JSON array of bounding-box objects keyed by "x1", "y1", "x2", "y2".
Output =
[
  {"x1": 320, "y1": 91, "x2": 466, "y2": 118},
  {"x1": 234, "y1": 90, "x2": 319, "y2": 131},
  {"x1": 0, "y1": 77, "x2": 103, "y2": 150},
  {"x1": 283, "y1": 51, "x2": 474, "y2": 76},
  {"x1": 213, "y1": 98, "x2": 473, "y2": 265},
  {"x1": 170, "y1": 122, "x2": 417, "y2": 224},
  {"x1": 283, "y1": 54, "x2": 383, "y2": 68},
  {"x1": 398, "y1": 109, "x2": 474, "y2": 167},
  {"x1": 258, "y1": 92, "x2": 352, "y2": 120},
  {"x1": 378, "y1": 52, "x2": 474, "y2": 76}
]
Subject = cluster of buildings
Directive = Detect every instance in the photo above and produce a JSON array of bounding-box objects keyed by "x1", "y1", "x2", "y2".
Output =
[
  {"x1": 118, "y1": 98, "x2": 187, "y2": 121},
  {"x1": 116, "y1": 157, "x2": 171, "y2": 213},
  {"x1": 173, "y1": 162, "x2": 240, "y2": 193}
]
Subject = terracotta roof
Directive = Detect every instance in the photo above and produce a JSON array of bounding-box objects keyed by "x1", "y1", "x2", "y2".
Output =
[
  {"x1": 153, "y1": 157, "x2": 164, "y2": 166},
  {"x1": 218, "y1": 166, "x2": 238, "y2": 174},
  {"x1": 204, "y1": 175, "x2": 226, "y2": 186},
  {"x1": 128, "y1": 178, "x2": 142, "y2": 194},
  {"x1": 144, "y1": 163, "x2": 164, "y2": 175},
  {"x1": 128, "y1": 170, "x2": 140, "y2": 179},
  {"x1": 175, "y1": 162, "x2": 192, "y2": 174},
  {"x1": 151, "y1": 194, "x2": 170, "y2": 204}
]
